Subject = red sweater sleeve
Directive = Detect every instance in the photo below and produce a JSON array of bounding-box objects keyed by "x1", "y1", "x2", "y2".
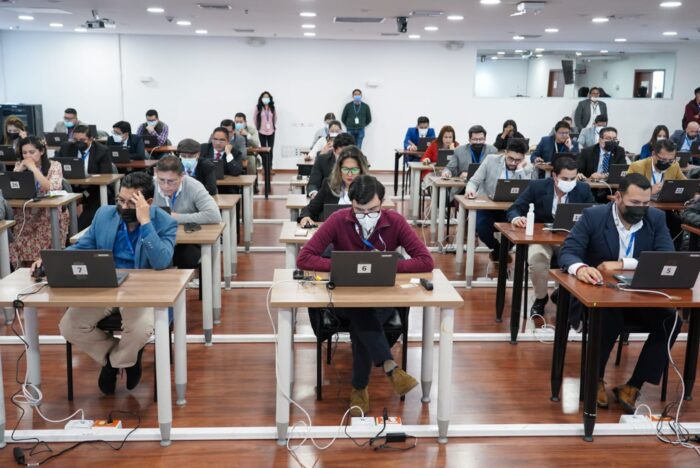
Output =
[
  {"x1": 296, "y1": 217, "x2": 336, "y2": 272},
  {"x1": 395, "y1": 216, "x2": 434, "y2": 273},
  {"x1": 685, "y1": 101, "x2": 699, "y2": 124},
  {"x1": 424, "y1": 141, "x2": 438, "y2": 163}
]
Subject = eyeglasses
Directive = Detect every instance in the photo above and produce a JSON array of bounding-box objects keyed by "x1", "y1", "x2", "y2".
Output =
[
  {"x1": 505, "y1": 156, "x2": 524, "y2": 165},
  {"x1": 354, "y1": 210, "x2": 380, "y2": 219},
  {"x1": 157, "y1": 177, "x2": 180, "y2": 186},
  {"x1": 470, "y1": 138, "x2": 486, "y2": 143},
  {"x1": 340, "y1": 167, "x2": 361, "y2": 175},
  {"x1": 556, "y1": 131, "x2": 570, "y2": 137}
]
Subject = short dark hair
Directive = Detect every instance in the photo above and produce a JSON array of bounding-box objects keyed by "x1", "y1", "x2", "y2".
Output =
[
  {"x1": 506, "y1": 138, "x2": 528, "y2": 155},
  {"x1": 212, "y1": 127, "x2": 230, "y2": 138},
  {"x1": 121, "y1": 171, "x2": 155, "y2": 199},
  {"x1": 562, "y1": 116, "x2": 573, "y2": 122},
  {"x1": 348, "y1": 175, "x2": 385, "y2": 205},
  {"x1": 333, "y1": 132, "x2": 355, "y2": 150},
  {"x1": 220, "y1": 119, "x2": 234, "y2": 128},
  {"x1": 594, "y1": 114, "x2": 608, "y2": 124},
  {"x1": 417, "y1": 116, "x2": 429, "y2": 125},
  {"x1": 654, "y1": 139, "x2": 677, "y2": 154},
  {"x1": 589, "y1": 87, "x2": 601, "y2": 95},
  {"x1": 619, "y1": 173, "x2": 651, "y2": 193},
  {"x1": 64, "y1": 108, "x2": 77, "y2": 116},
  {"x1": 112, "y1": 121, "x2": 132, "y2": 134},
  {"x1": 468, "y1": 125, "x2": 487, "y2": 138},
  {"x1": 72, "y1": 125, "x2": 93, "y2": 138},
  {"x1": 554, "y1": 121, "x2": 571, "y2": 132},
  {"x1": 156, "y1": 155, "x2": 184, "y2": 175},
  {"x1": 352, "y1": 88, "x2": 362, "y2": 95},
  {"x1": 695, "y1": 87, "x2": 700, "y2": 95},
  {"x1": 328, "y1": 120, "x2": 342, "y2": 130},
  {"x1": 324, "y1": 112, "x2": 336, "y2": 121},
  {"x1": 598, "y1": 126, "x2": 617, "y2": 139},
  {"x1": 553, "y1": 156, "x2": 577, "y2": 174},
  {"x1": 234, "y1": 112, "x2": 247, "y2": 121},
  {"x1": 146, "y1": 109, "x2": 159, "y2": 118}
]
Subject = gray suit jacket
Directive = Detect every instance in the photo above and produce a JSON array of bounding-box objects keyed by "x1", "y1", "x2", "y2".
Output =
[
  {"x1": 445, "y1": 143, "x2": 498, "y2": 176},
  {"x1": 465, "y1": 154, "x2": 533, "y2": 199},
  {"x1": 153, "y1": 175, "x2": 222, "y2": 225},
  {"x1": 53, "y1": 119, "x2": 86, "y2": 133},
  {"x1": 574, "y1": 99, "x2": 607, "y2": 130},
  {"x1": 577, "y1": 126, "x2": 600, "y2": 149}
]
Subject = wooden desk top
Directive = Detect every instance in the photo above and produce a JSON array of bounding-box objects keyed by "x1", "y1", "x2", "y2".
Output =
[
  {"x1": 408, "y1": 161, "x2": 430, "y2": 170},
  {"x1": 0, "y1": 220, "x2": 16, "y2": 232},
  {"x1": 7, "y1": 193, "x2": 82, "y2": 208},
  {"x1": 290, "y1": 177, "x2": 309, "y2": 187},
  {"x1": 586, "y1": 180, "x2": 619, "y2": 190},
  {"x1": 285, "y1": 194, "x2": 396, "y2": 210},
  {"x1": 297, "y1": 158, "x2": 314, "y2": 166},
  {"x1": 495, "y1": 222, "x2": 569, "y2": 245},
  {"x1": 270, "y1": 269, "x2": 463, "y2": 308},
  {"x1": 114, "y1": 160, "x2": 158, "y2": 169},
  {"x1": 149, "y1": 146, "x2": 176, "y2": 154},
  {"x1": 455, "y1": 194, "x2": 512, "y2": 211},
  {"x1": 216, "y1": 175, "x2": 256, "y2": 187},
  {"x1": 682, "y1": 224, "x2": 700, "y2": 236},
  {"x1": 427, "y1": 175, "x2": 466, "y2": 188},
  {"x1": 213, "y1": 194, "x2": 241, "y2": 210},
  {"x1": 65, "y1": 173, "x2": 124, "y2": 186},
  {"x1": 0, "y1": 268, "x2": 194, "y2": 308},
  {"x1": 549, "y1": 269, "x2": 700, "y2": 309},
  {"x1": 248, "y1": 147, "x2": 270, "y2": 154},
  {"x1": 279, "y1": 221, "x2": 320, "y2": 244},
  {"x1": 176, "y1": 223, "x2": 225, "y2": 245}
]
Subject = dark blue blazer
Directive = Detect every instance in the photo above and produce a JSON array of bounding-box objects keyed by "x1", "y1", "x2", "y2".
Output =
[
  {"x1": 107, "y1": 134, "x2": 146, "y2": 161},
  {"x1": 530, "y1": 136, "x2": 579, "y2": 163},
  {"x1": 506, "y1": 178, "x2": 595, "y2": 224},
  {"x1": 403, "y1": 127, "x2": 435, "y2": 149},
  {"x1": 558, "y1": 202, "x2": 674, "y2": 271}
]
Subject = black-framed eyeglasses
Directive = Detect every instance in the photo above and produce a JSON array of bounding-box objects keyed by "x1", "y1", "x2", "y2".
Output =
[{"x1": 354, "y1": 211, "x2": 380, "y2": 219}]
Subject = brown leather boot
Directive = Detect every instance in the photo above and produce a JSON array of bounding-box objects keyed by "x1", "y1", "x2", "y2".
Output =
[
  {"x1": 388, "y1": 369, "x2": 418, "y2": 396},
  {"x1": 613, "y1": 384, "x2": 641, "y2": 414},
  {"x1": 349, "y1": 387, "x2": 369, "y2": 417},
  {"x1": 597, "y1": 380, "x2": 608, "y2": 409}
]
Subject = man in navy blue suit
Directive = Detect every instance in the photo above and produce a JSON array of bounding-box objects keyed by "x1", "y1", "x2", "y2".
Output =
[
  {"x1": 531, "y1": 120, "x2": 580, "y2": 165},
  {"x1": 559, "y1": 173, "x2": 681, "y2": 414},
  {"x1": 507, "y1": 156, "x2": 594, "y2": 316}
]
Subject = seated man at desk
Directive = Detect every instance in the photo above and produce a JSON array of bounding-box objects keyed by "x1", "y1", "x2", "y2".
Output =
[
  {"x1": 44, "y1": 172, "x2": 177, "y2": 395},
  {"x1": 306, "y1": 132, "x2": 355, "y2": 198},
  {"x1": 175, "y1": 138, "x2": 218, "y2": 196},
  {"x1": 297, "y1": 175, "x2": 433, "y2": 416},
  {"x1": 136, "y1": 109, "x2": 170, "y2": 147},
  {"x1": 57, "y1": 125, "x2": 113, "y2": 230},
  {"x1": 154, "y1": 156, "x2": 222, "y2": 269},
  {"x1": 576, "y1": 126, "x2": 628, "y2": 180},
  {"x1": 200, "y1": 127, "x2": 244, "y2": 177},
  {"x1": 559, "y1": 173, "x2": 681, "y2": 413},
  {"x1": 53, "y1": 107, "x2": 85, "y2": 140},
  {"x1": 532, "y1": 120, "x2": 579, "y2": 170},
  {"x1": 577, "y1": 114, "x2": 608, "y2": 149},
  {"x1": 507, "y1": 156, "x2": 594, "y2": 316},
  {"x1": 442, "y1": 124, "x2": 497, "y2": 181},
  {"x1": 464, "y1": 139, "x2": 532, "y2": 266},
  {"x1": 107, "y1": 121, "x2": 146, "y2": 161},
  {"x1": 403, "y1": 115, "x2": 435, "y2": 157}
]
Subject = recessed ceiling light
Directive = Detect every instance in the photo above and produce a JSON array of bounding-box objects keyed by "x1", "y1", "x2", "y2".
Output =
[
  {"x1": 49, "y1": 23, "x2": 63, "y2": 28},
  {"x1": 614, "y1": 38, "x2": 627, "y2": 42},
  {"x1": 447, "y1": 15, "x2": 464, "y2": 21},
  {"x1": 195, "y1": 29, "x2": 208, "y2": 34},
  {"x1": 513, "y1": 35, "x2": 525, "y2": 40},
  {"x1": 300, "y1": 12, "x2": 316, "y2": 17},
  {"x1": 544, "y1": 28, "x2": 559, "y2": 33},
  {"x1": 147, "y1": 7, "x2": 165, "y2": 13},
  {"x1": 514, "y1": 49, "x2": 524, "y2": 53},
  {"x1": 176, "y1": 20, "x2": 191, "y2": 26},
  {"x1": 18, "y1": 15, "x2": 34, "y2": 21},
  {"x1": 480, "y1": 0, "x2": 501, "y2": 4},
  {"x1": 600, "y1": 49, "x2": 608, "y2": 53},
  {"x1": 660, "y1": 1, "x2": 682, "y2": 7},
  {"x1": 592, "y1": 17, "x2": 609, "y2": 23},
  {"x1": 424, "y1": 26, "x2": 438, "y2": 32},
  {"x1": 663, "y1": 31, "x2": 678, "y2": 36},
  {"x1": 301, "y1": 24, "x2": 316, "y2": 29},
  {"x1": 74, "y1": 27, "x2": 87, "y2": 33},
  {"x1": 408, "y1": 34, "x2": 421, "y2": 39},
  {"x1": 497, "y1": 51, "x2": 506, "y2": 55},
  {"x1": 535, "y1": 47, "x2": 545, "y2": 52},
  {"x1": 575, "y1": 52, "x2": 582, "y2": 56},
  {"x1": 304, "y1": 32, "x2": 316, "y2": 37}
]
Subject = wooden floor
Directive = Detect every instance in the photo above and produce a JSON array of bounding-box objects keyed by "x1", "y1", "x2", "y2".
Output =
[{"x1": 1, "y1": 171, "x2": 699, "y2": 466}]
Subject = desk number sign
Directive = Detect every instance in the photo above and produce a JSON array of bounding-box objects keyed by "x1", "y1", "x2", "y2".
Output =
[
  {"x1": 358, "y1": 264, "x2": 372, "y2": 274},
  {"x1": 10, "y1": 181, "x2": 19, "y2": 189},
  {"x1": 661, "y1": 265, "x2": 677, "y2": 277},
  {"x1": 71, "y1": 263, "x2": 88, "y2": 276}
]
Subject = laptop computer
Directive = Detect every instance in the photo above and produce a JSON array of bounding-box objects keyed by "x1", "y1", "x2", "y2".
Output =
[
  {"x1": 606, "y1": 164, "x2": 629, "y2": 185},
  {"x1": 142, "y1": 135, "x2": 159, "y2": 148},
  {"x1": 655, "y1": 179, "x2": 699, "y2": 203},
  {"x1": 467, "y1": 163, "x2": 481, "y2": 180},
  {"x1": 322, "y1": 203, "x2": 350, "y2": 221},
  {"x1": 57, "y1": 158, "x2": 87, "y2": 179},
  {"x1": 213, "y1": 159, "x2": 225, "y2": 180},
  {"x1": 329, "y1": 251, "x2": 398, "y2": 287},
  {"x1": 436, "y1": 149, "x2": 454, "y2": 167},
  {"x1": 108, "y1": 146, "x2": 130, "y2": 163},
  {"x1": 416, "y1": 137, "x2": 435, "y2": 152},
  {"x1": 0, "y1": 145, "x2": 16, "y2": 162},
  {"x1": 43, "y1": 132, "x2": 68, "y2": 146},
  {"x1": 677, "y1": 152, "x2": 691, "y2": 168},
  {"x1": 41, "y1": 250, "x2": 129, "y2": 288},
  {"x1": 0, "y1": 171, "x2": 36, "y2": 199},
  {"x1": 544, "y1": 203, "x2": 594, "y2": 231},
  {"x1": 490, "y1": 179, "x2": 530, "y2": 202},
  {"x1": 613, "y1": 252, "x2": 700, "y2": 289}
]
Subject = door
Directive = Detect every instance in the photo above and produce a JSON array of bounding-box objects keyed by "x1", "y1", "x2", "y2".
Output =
[
  {"x1": 634, "y1": 69, "x2": 665, "y2": 98},
  {"x1": 548, "y1": 70, "x2": 565, "y2": 97}
]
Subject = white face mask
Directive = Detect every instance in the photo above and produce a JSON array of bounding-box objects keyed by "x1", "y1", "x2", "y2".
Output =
[
  {"x1": 418, "y1": 128, "x2": 428, "y2": 137},
  {"x1": 112, "y1": 133, "x2": 123, "y2": 144},
  {"x1": 358, "y1": 213, "x2": 380, "y2": 236},
  {"x1": 557, "y1": 179, "x2": 577, "y2": 194},
  {"x1": 657, "y1": 136, "x2": 666, "y2": 141},
  {"x1": 329, "y1": 132, "x2": 339, "y2": 138},
  {"x1": 590, "y1": 96, "x2": 599, "y2": 102}
]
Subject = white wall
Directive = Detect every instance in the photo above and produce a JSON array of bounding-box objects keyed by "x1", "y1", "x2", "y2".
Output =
[
  {"x1": 1, "y1": 31, "x2": 699, "y2": 169},
  {"x1": 474, "y1": 58, "x2": 529, "y2": 97},
  {"x1": 0, "y1": 33, "x2": 6, "y2": 102}
]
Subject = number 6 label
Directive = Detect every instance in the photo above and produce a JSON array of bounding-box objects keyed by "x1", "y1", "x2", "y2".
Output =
[{"x1": 357, "y1": 264, "x2": 371, "y2": 274}]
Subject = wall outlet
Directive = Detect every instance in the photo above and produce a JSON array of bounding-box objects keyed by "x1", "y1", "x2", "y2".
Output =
[{"x1": 65, "y1": 419, "x2": 94, "y2": 430}]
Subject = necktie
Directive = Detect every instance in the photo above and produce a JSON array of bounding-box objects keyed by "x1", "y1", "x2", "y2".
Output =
[
  {"x1": 601, "y1": 152, "x2": 611, "y2": 173},
  {"x1": 215, "y1": 152, "x2": 222, "y2": 160}
]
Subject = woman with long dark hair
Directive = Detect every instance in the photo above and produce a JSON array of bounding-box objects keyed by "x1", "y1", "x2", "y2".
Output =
[
  {"x1": 493, "y1": 119, "x2": 525, "y2": 151},
  {"x1": 639, "y1": 125, "x2": 669, "y2": 159}
]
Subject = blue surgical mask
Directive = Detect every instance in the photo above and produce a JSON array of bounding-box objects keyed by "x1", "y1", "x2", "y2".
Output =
[
  {"x1": 262, "y1": 97, "x2": 270, "y2": 105},
  {"x1": 181, "y1": 158, "x2": 197, "y2": 174},
  {"x1": 353, "y1": 95, "x2": 362, "y2": 103},
  {"x1": 111, "y1": 133, "x2": 123, "y2": 144},
  {"x1": 64, "y1": 120, "x2": 74, "y2": 128},
  {"x1": 147, "y1": 120, "x2": 158, "y2": 127},
  {"x1": 234, "y1": 123, "x2": 245, "y2": 131}
]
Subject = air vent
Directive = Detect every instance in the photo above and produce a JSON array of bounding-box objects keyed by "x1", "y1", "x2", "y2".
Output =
[
  {"x1": 333, "y1": 17, "x2": 385, "y2": 24},
  {"x1": 197, "y1": 3, "x2": 232, "y2": 10},
  {"x1": 381, "y1": 32, "x2": 400, "y2": 36},
  {"x1": 409, "y1": 10, "x2": 444, "y2": 18},
  {"x1": 234, "y1": 28, "x2": 255, "y2": 33}
]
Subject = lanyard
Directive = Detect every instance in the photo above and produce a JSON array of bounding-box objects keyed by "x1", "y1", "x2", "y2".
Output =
[
  {"x1": 354, "y1": 224, "x2": 378, "y2": 250},
  {"x1": 170, "y1": 191, "x2": 178, "y2": 209},
  {"x1": 353, "y1": 103, "x2": 362, "y2": 115},
  {"x1": 504, "y1": 167, "x2": 511, "y2": 180},
  {"x1": 622, "y1": 231, "x2": 636, "y2": 258},
  {"x1": 651, "y1": 171, "x2": 664, "y2": 185},
  {"x1": 685, "y1": 136, "x2": 695, "y2": 149},
  {"x1": 80, "y1": 149, "x2": 89, "y2": 162},
  {"x1": 470, "y1": 147, "x2": 482, "y2": 164},
  {"x1": 121, "y1": 221, "x2": 140, "y2": 257}
]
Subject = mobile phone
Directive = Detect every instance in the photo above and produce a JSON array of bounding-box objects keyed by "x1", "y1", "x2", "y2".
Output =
[{"x1": 184, "y1": 222, "x2": 201, "y2": 233}]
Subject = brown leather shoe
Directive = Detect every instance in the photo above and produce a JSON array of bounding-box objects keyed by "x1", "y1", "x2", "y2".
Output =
[
  {"x1": 349, "y1": 387, "x2": 369, "y2": 417},
  {"x1": 597, "y1": 380, "x2": 608, "y2": 409},
  {"x1": 388, "y1": 369, "x2": 418, "y2": 396},
  {"x1": 613, "y1": 384, "x2": 641, "y2": 414}
]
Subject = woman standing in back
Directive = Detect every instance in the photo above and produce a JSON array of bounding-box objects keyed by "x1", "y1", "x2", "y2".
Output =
[{"x1": 253, "y1": 91, "x2": 277, "y2": 178}]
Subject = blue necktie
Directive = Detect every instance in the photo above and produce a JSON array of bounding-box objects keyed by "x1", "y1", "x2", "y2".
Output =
[{"x1": 601, "y1": 152, "x2": 611, "y2": 173}]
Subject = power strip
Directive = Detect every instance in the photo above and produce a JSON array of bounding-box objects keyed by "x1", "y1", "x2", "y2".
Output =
[
  {"x1": 64, "y1": 419, "x2": 94, "y2": 431},
  {"x1": 351, "y1": 416, "x2": 376, "y2": 427}
]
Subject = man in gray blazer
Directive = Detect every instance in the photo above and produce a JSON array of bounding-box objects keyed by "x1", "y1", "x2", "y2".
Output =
[
  {"x1": 464, "y1": 139, "x2": 532, "y2": 262},
  {"x1": 53, "y1": 107, "x2": 85, "y2": 140},
  {"x1": 442, "y1": 124, "x2": 498, "y2": 196},
  {"x1": 577, "y1": 114, "x2": 608, "y2": 149},
  {"x1": 574, "y1": 87, "x2": 608, "y2": 130}
]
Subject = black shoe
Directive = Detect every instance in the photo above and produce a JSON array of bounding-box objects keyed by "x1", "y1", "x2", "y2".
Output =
[
  {"x1": 125, "y1": 348, "x2": 144, "y2": 391},
  {"x1": 550, "y1": 287, "x2": 559, "y2": 305},
  {"x1": 254, "y1": 186, "x2": 260, "y2": 195},
  {"x1": 98, "y1": 358, "x2": 119, "y2": 395},
  {"x1": 529, "y1": 296, "x2": 548, "y2": 317}
]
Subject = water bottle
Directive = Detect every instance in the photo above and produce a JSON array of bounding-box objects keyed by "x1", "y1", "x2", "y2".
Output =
[{"x1": 526, "y1": 203, "x2": 535, "y2": 236}]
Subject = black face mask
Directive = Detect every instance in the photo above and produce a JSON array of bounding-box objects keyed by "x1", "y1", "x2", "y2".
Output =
[
  {"x1": 75, "y1": 141, "x2": 88, "y2": 152},
  {"x1": 603, "y1": 140, "x2": 618, "y2": 152},
  {"x1": 117, "y1": 205, "x2": 138, "y2": 224},
  {"x1": 8, "y1": 132, "x2": 20, "y2": 140},
  {"x1": 471, "y1": 143, "x2": 484, "y2": 155},
  {"x1": 620, "y1": 205, "x2": 647, "y2": 225},
  {"x1": 654, "y1": 160, "x2": 672, "y2": 172}
]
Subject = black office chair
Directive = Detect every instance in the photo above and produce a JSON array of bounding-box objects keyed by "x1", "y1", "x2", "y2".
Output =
[
  {"x1": 308, "y1": 307, "x2": 409, "y2": 401},
  {"x1": 65, "y1": 309, "x2": 172, "y2": 402}
]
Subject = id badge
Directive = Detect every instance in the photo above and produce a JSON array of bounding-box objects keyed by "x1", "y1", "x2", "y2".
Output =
[
  {"x1": 266, "y1": 123, "x2": 271, "y2": 130},
  {"x1": 354, "y1": 117, "x2": 359, "y2": 125}
]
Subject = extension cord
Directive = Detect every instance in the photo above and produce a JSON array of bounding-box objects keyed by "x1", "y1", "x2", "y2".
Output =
[
  {"x1": 619, "y1": 414, "x2": 672, "y2": 424},
  {"x1": 375, "y1": 416, "x2": 403, "y2": 428},
  {"x1": 64, "y1": 419, "x2": 94, "y2": 431},
  {"x1": 350, "y1": 416, "x2": 377, "y2": 427}
]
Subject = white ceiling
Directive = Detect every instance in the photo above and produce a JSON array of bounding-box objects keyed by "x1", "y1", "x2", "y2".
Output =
[{"x1": 0, "y1": 0, "x2": 698, "y2": 45}]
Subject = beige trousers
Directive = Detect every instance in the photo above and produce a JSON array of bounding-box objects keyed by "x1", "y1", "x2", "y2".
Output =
[
  {"x1": 528, "y1": 244, "x2": 556, "y2": 300},
  {"x1": 59, "y1": 307, "x2": 154, "y2": 368},
  {"x1": 246, "y1": 155, "x2": 257, "y2": 176}
]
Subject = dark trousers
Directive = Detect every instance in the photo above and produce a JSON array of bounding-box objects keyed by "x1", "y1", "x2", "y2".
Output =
[
  {"x1": 334, "y1": 308, "x2": 395, "y2": 389},
  {"x1": 598, "y1": 307, "x2": 681, "y2": 388},
  {"x1": 476, "y1": 209, "x2": 507, "y2": 252},
  {"x1": 173, "y1": 244, "x2": 201, "y2": 270},
  {"x1": 347, "y1": 128, "x2": 366, "y2": 149},
  {"x1": 259, "y1": 133, "x2": 275, "y2": 168},
  {"x1": 77, "y1": 187, "x2": 102, "y2": 231},
  {"x1": 666, "y1": 210, "x2": 683, "y2": 251}
]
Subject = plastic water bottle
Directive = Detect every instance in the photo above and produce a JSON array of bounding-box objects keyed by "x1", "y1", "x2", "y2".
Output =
[{"x1": 526, "y1": 203, "x2": 535, "y2": 236}]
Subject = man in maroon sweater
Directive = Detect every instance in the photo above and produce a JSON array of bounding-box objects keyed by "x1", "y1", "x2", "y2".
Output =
[{"x1": 297, "y1": 175, "x2": 434, "y2": 416}]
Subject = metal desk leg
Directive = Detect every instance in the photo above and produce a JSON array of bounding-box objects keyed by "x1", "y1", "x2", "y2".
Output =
[
  {"x1": 394, "y1": 151, "x2": 400, "y2": 197},
  {"x1": 113, "y1": 179, "x2": 121, "y2": 195},
  {"x1": 201, "y1": 244, "x2": 214, "y2": 346},
  {"x1": 495, "y1": 239, "x2": 510, "y2": 322},
  {"x1": 221, "y1": 210, "x2": 232, "y2": 289},
  {"x1": 0, "y1": 229, "x2": 12, "y2": 324},
  {"x1": 429, "y1": 182, "x2": 438, "y2": 244},
  {"x1": 213, "y1": 239, "x2": 222, "y2": 325},
  {"x1": 0, "y1": 347, "x2": 5, "y2": 448},
  {"x1": 509, "y1": 245, "x2": 527, "y2": 343},
  {"x1": 154, "y1": 306, "x2": 173, "y2": 446},
  {"x1": 276, "y1": 308, "x2": 293, "y2": 445},
  {"x1": 49, "y1": 208, "x2": 61, "y2": 249},
  {"x1": 410, "y1": 167, "x2": 421, "y2": 220},
  {"x1": 437, "y1": 307, "x2": 454, "y2": 444},
  {"x1": 421, "y1": 306, "x2": 435, "y2": 403},
  {"x1": 582, "y1": 308, "x2": 602, "y2": 441},
  {"x1": 68, "y1": 202, "x2": 78, "y2": 237},
  {"x1": 455, "y1": 204, "x2": 465, "y2": 271},
  {"x1": 243, "y1": 185, "x2": 253, "y2": 250},
  {"x1": 551, "y1": 287, "x2": 571, "y2": 401},
  {"x1": 285, "y1": 244, "x2": 298, "y2": 269},
  {"x1": 437, "y1": 187, "x2": 447, "y2": 252},
  {"x1": 174, "y1": 291, "x2": 188, "y2": 406},
  {"x1": 24, "y1": 307, "x2": 41, "y2": 387},
  {"x1": 99, "y1": 185, "x2": 108, "y2": 206},
  {"x1": 290, "y1": 208, "x2": 299, "y2": 222},
  {"x1": 465, "y1": 208, "x2": 477, "y2": 287},
  {"x1": 683, "y1": 308, "x2": 700, "y2": 400},
  {"x1": 231, "y1": 207, "x2": 238, "y2": 276}
]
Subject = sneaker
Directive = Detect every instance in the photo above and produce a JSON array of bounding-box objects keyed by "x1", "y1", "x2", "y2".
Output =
[
  {"x1": 530, "y1": 296, "x2": 548, "y2": 317},
  {"x1": 98, "y1": 358, "x2": 119, "y2": 395},
  {"x1": 125, "y1": 348, "x2": 145, "y2": 390},
  {"x1": 597, "y1": 380, "x2": 609, "y2": 409},
  {"x1": 613, "y1": 384, "x2": 641, "y2": 414},
  {"x1": 349, "y1": 387, "x2": 369, "y2": 417},
  {"x1": 388, "y1": 369, "x2": 418, "y2": 396}
]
